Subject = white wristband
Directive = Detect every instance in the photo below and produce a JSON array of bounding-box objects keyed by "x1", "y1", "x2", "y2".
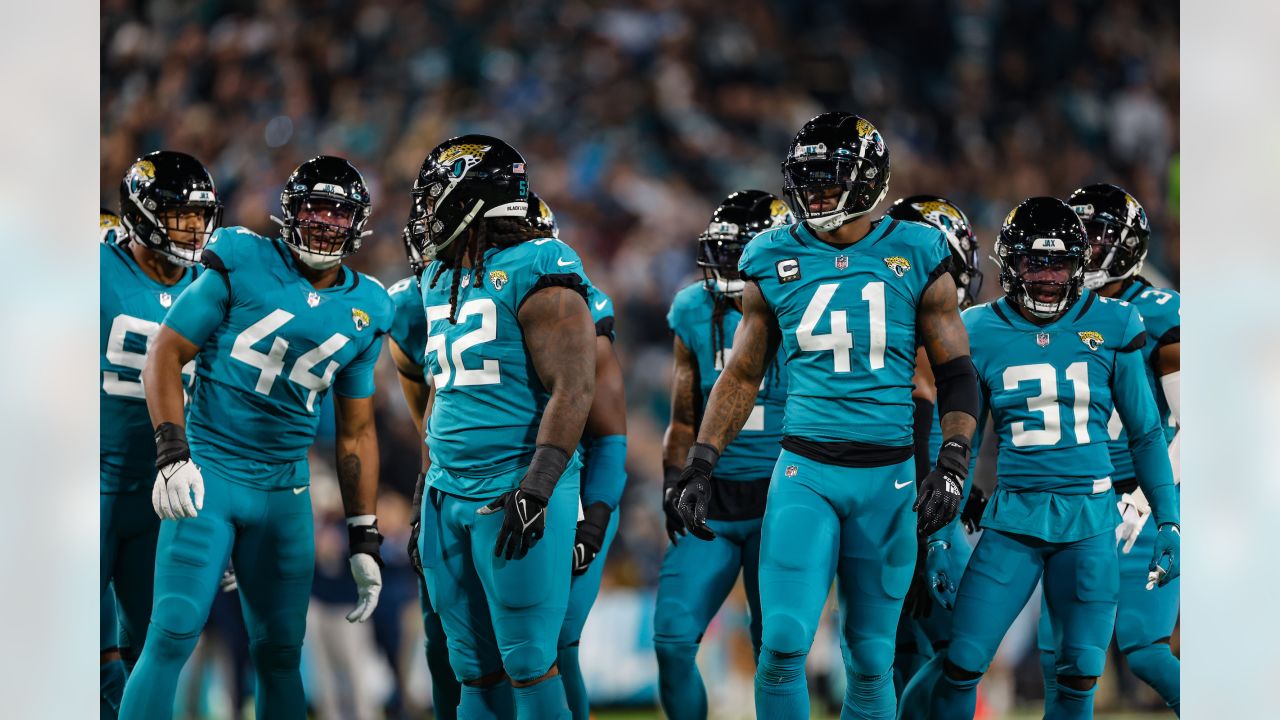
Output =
[{"x1": 346, "y1": 514, "x2": 377, "y2": 527}]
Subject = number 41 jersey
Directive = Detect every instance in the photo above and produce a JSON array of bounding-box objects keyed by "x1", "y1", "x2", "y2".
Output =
[
  {"x1": 164, "y1": 227, "x2": 393, "y2": 488},
  {"x1": 738, "y1": 219, "x2": 951, "y2": 447}
]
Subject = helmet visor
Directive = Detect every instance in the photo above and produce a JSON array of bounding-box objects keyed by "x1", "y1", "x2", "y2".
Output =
[
  {"x1": 295, "y1": 198, "x2": 359, "y2": 257},
  {"x1": 156, "y1": 204, "x2": 219, "y2": 260},
  {"x1": 1081, "y1": 218, "x2": 1131, "y2": 273},
  {"x1": 1012, "y1": 253, "x2": 1083, "y2": 306},
  {"x1": 784, "y1": 158, "x2": 855, "y2": 216}
]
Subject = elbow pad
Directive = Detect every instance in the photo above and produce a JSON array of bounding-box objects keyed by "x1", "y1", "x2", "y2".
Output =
[{"x1": 934, "y1": 355, "x2": 979, "y2": 423}]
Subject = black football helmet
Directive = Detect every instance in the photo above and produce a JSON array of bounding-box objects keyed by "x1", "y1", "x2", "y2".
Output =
[
  {"x1": 698, "y1": 190, "x2": 793, "y2": 297},
  {"x1": 782, "y1": 112, "x2": 890, "y2": 232},
  {"x1": 1066, "y1": 183, "x2": 1150, "y2": 290},
  {"x1": 995, "y1": 197, "x2": 1092, "y2": 318},
  {"x1": 406, "y1": 135, "x2": 529, "y2": 265},
  {"x1": 119, "y1": 150, "x2": 222, "y2": 266},
  {"x1": 886, "y1": 195, "x2": 983, "y2": 308},
  {"x1": 100, "y1": 208, "x2": 126, "y2": 245},
  {"x1": 527, "y1": 192, "x2": 559, "y2": 238},
  {"x1": 274, "y1": 156, "x2": 372, "y2": 270}
]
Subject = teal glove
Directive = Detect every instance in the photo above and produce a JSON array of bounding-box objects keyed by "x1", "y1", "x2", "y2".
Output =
[
  {"x1": 924, "y1": 539, "x2": 958, "y2": 611},
  {"x1": 1147, "y1": 524, "x2": 1180, "y2": 589}
]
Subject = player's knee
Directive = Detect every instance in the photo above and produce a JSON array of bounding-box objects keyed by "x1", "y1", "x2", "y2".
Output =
[
  {"x1": 1124, "y1": 639, "x2": 1174, "y2": 674},
  {"x1": 143, "y1": 624, "x2": 200, "y2": 665},
  {"x1": 1057, "y1": 645, "x2": 1107, "y2": 679},
  {"x1": 843, "y1": 636, "x2": 895, "y2": 676},
  {"x1": 249, "y1": 640, "x2": 302, "y2": 673},
  {"x1": 508, "y1": 663, "x2": 558, "y2": 688},
  {"x1": 1057, "y1": 675, "x2": 1097, "y2": 692},
  {"x1": 653, "y1": 599, "x2": 700, "y2": 644},
  {"x1": 653, "y1": 639, "x2": 699, "y2": 671},
  {"x1": 942, "y1": 658, "x2": 983, "y2": 684},
  {"x1": 757, "y1": 645, "x2": 808, "y2": 687},
  {"x1": 463, "y1": 669, "x2": 508, "y2": 688},
  {"x1": 761, "y1": 611, "x2": 810, "y2": 658},
  {"x1": 503, "y1": 645, "x2": 556, "y2": 684},
  {"x1": 150, "y1": 593, "x2": 206, "y2": 638}
]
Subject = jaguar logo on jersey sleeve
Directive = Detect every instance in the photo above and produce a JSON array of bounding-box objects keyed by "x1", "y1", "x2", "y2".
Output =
[
  {"x1": 883, "y1": 256, "x2": 911, "y2": 277},
  {"x1": 351, "y1": 308, "x2": 370, "y2": 331},
  {"x1": 1078, "y1": 331, "x2": 1104, "y2": 351},
  {"x1": 488, "y1": 270, "x2": 508, "y2": 291}
]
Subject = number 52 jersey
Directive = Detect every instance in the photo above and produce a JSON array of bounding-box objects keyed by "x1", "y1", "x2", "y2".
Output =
[{"x1": 163, "y1": 227, "x2": 393, "y2": 488}]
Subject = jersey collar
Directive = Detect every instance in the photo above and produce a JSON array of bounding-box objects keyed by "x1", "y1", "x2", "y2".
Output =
[{"x1": 793, "y1": 217, "x2": 892, "y2": 252}]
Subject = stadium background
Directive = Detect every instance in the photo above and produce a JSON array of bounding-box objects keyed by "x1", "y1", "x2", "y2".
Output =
[{"x1": 99, "y1": 0, "x2": 1180, "y2": 717}]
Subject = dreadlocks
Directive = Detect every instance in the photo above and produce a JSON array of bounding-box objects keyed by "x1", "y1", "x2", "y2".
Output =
[{"x1": 427, "y1": 217, "x2": 544, "y2": 323}]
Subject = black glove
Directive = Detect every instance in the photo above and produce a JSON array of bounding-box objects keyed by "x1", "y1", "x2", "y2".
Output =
[
  {"x1": 675, "y1": 443, "x2": 719, "y2": 541},
  {"x1": 960, "y1": 485, "x2": 987, "y2": 534},
  {"x1": 478, "y1": 445, "x2": 568, "y2": 560},
  {"x1": 914, "y1": 437, "x2": 968, "y2": 537},
  {"x1": 572, "y1": 502, "x2": 612, "y2": 576},
  {"x1": 408, "y1": 472, "x2": 426, "y2": 579},
  {"x1": 662, "y1": 466, "x2": 687, "y2": 544},
  {"x1": 902, "y1": 536, "x2": 934, "y2": 619}
]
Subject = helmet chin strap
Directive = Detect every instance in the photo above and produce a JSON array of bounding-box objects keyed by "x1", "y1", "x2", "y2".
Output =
[{"x1": 290, "y1": 244, "x2": 343, "y2": 270}]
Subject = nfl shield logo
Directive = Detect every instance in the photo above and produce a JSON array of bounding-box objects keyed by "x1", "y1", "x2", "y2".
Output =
[
  {"x1": 785, "y1": 465, "x2": 798, "y2": 478},
  {"x1": 1036, "y1": 332, "x2": 1050, "y2": 347},
  {"x1": 307, "y1": 292, "x2": 320, "y2": 308},
  {"x1": 158, "y1": 292, "x2": 172, "y2": 308},
  {"x1": 835, "y1": 255, "x2": 849, "y2": 270}
]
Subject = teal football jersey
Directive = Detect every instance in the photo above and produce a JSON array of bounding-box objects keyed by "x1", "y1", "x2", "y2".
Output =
[
  {"x1": 1105, "y1": 278, "x2": 1180, "y2": 480},
  {"x1": 588, "y1": 284, "x2": 616, "y2": 342},
  {"x1": 965, "y1": 292, "x2": 1148, "y2": 493},
  {"x1": 667, "y1": 281, "x2": 787, "y2": 480},
  {"x1": 422, "y1": 237, "x2": 593, "y2": 496},
  {"x1": 387, "y1": 275, "x2": 428, "y2": 365},
  {"x1": 738, "y1": 219, "x2": 952, "y2": 446},
  {"x1": 100, "y1": 242, "x2": 199, "y2": 492},
  {"x1": 164, "y1": 227, "x2": 393, "y2": 489}
]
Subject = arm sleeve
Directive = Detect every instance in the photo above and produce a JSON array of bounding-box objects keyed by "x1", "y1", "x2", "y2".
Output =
[
  {"x1": 581, "y1": 434, "x2": 628, "y2": 509},
  {"x1": 162, "y1": 269, "x2": 230, "y2": 348},
  {"x1": 334, "y1": 333, "x2": 385, "y2": 398},
  {"x1": 1113, "y1": 343, "x2": 1179, "y2": 526}
]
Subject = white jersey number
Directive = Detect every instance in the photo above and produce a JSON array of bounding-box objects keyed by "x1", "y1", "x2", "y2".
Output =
[
  {"x1": 230, "y1": 310, "x2": 350, "y2": 412},
  {"x1": 1003, "y1": 361, "x2": 1092, "y2": 447},
  {"x1": 103, "y1": 315, "x2": 194, "y2": 398},
  {"x1": 426, "y1": 298, "x2": 501, "y2": 388},
  {"x1": 795, "y1": 281, "x2": 886, "y2": 373}
]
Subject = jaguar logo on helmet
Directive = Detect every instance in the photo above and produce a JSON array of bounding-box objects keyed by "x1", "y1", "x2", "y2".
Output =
[
  {"x1": 1078, "y1": 331, "x2": 1104, "y2": 351},
  {"x1": 438, "y1": 143, "x2": 492, "y2": 178},
  {"x1": 352, "y1": 308, "x2": 370, "y2": 332},
  {"x1": 489, "y1": 270, "x2": 508, "y2": 291},
  {"x1": 769, "y1": 199, "x2": 792, "y2": 226},
  {"x1": 127, "y1": 159, "x2": 156, "y2": 194},
  {"x1": 854, "y1": 118, "x2": 886, "y2": 156},
  {"x1": 883, "y1": 256, "x2": 911, "y2": 277}
]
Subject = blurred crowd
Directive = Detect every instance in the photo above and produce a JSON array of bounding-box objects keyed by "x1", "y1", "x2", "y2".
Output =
[{"x1": 101, "y1": 0, "x2": 1179, "y2": 715}]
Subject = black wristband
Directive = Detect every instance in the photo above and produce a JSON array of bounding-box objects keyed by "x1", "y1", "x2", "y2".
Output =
[
  {"x1": 582, "y1": 501, "x2": 612, "y2": 531},
  {"x1": 154, "y1": 422, "x2": 191, "y2": 469},
  {"x1": 663, "y1": 466, "x2": 682, "y2": 491},
  {"x1": 520, "y1": 444, "x2": 570, "y2": 502},
  {"x1": 934, "y1": 355, "x2": 980, "y2": 423},
  {"x1": 348, "y1": 520, "x2": 384, "y2": 565},
  {"x1": 936, "y1": 436, "x2": 971, "y2": 476},
  {"x1": 686, "y1": 442, "x2": 721, "y2": 475}
]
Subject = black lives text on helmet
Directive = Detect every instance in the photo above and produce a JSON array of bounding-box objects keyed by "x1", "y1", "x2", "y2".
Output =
[
  {"x1": 699, "y1": 190, "x2": 793, "y2": 297},
  {"x1": 995, "y1": 197, "x2": 1092, "y2": 318},
  {"x1": 274, "y1": 155, "x2": 372, "y2": 270},
  {"x1": 119, "y1": 150, "x2": 222, "y2": 267},
  {"x1": 405, "y1": 135, "x2": 529, "y2": 268},
  {"x1": 1066, "y1": 183, "x2": 1150, "y2": 290},
  {"x1": 526, "y1": 191, "x2": 559, "y2": 239},
  {"x1": 782, "y1": 112, "x2": 890, "y2": 232},
  {"x1": 886, "y1": 195, "x2": 983, "y2": 308}
]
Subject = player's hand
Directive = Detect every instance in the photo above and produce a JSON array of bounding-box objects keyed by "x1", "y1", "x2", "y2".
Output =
[
  {"x1": 1115, "y1": 490, "x2": 1151, "y2": 554},
  {"x1": 675, "y1": 444, "x2": 720, "y2": 541},
  {"x1": 662, "y1": 466, "x2": 687, "y2": 545},
  {"x1": 347, "y1": 520, "x2": 384, "y2": 622},
  {"x1": 479, "y1": 488, "x2": 550, "y2": 560},
  {"x1": 408, "y1": 473, "x2": 426, "y2": 579},
  {"x1": 923, "y1": 539, "x2": 957, "y2": 611},
  {"x1": 219, "y1": 566, "x2": 238, "y2": 593},
  {"x1": 960, "y1": 485, "x2": 987, "y2": 534},
  {"x1": 572, "y1": 502, "x2": 611, "y2": 576},
  {"x1": 915, "y1": 438, "x2": 968, "y2": 537},
  {"x1": 1146, "y1": 523, "x2": 1180, "y2": 590},
  {"x1": 152, "y1": 460, "x2": 204, "y2": 520}
]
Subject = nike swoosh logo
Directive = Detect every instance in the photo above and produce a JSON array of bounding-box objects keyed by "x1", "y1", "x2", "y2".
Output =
[
  {"x1": 293, "y1": 486, "x2": 308, "y2": 495},
  {"x1": 557, "y1": 258, "x2": 576, "y2": 267},
  {"x1": 594, "y1": 299, "x2": 607, "y2": 310},
  {"x1": 894, "y1": 480, "x2": 912, "y2": 490}
]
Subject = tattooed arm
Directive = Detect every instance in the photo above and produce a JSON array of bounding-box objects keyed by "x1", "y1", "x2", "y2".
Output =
[
  {"x1": 694, "y1": 281, "x2": 781, "y2": 451},
  {"x1": 663, "y1": 335, "x2": 698, "y2": 470},
  {"x1": 917, "y1": 273, "x2": 977, "y2": 443},
  {"x1": 334, "y1": 393, "x2": 380, "y2": 518}
]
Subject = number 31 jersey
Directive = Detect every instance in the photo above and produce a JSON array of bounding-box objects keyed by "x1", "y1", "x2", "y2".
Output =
[
  {"x1": 738, "y1": 219, "x2": 951, "y2": 447},
  {"x1": 100, "y1": 242, "x2": 198, "y2": 492},
  {"x1": 164, "y1": 227, "x2": 393, "y2": 488},
  {"x1": 421, "y1": 237, "x2": 592, "y2": 497}
]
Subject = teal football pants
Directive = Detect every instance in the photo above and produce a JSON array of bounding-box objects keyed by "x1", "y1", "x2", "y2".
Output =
[
  {"x1": 101, "y1": 490, "x2": 160, "y2": 669},
  {"x1": 418, "y1": 466, "x2": 579, "y2": 720},
  {"x1": 653, "y1": 514, "x2": 763, "y2": 720},
  {"x1": 102, "y1": 580, "x2": 125, "y2": 718},
  {"x1": 928, "y1": 528, "x2": 1117, "y2": 720},
  {"x1": 558, "y1": 510, "x2": 620, "y2": 720},
  {"x1": 754, "y1": 451, "x2": 917, "y2": 720},
  {"x1": 893, "y1": 520, "x2": 973, "y2": 699},
  {"x1": 119, "y1": 466, "x2": 314, "y2": 720},
  {"x1": 418, "y1": 575, "x2": 462, "y2": 720}
]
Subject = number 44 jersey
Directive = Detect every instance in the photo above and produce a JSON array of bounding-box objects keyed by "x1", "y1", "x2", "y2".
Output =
[
  {"x1": 164, "y1": 227, "x2": 393, "y2": 488},
  {"x1": 738, "y1": 219, "x2": 952, "y2": 447}
]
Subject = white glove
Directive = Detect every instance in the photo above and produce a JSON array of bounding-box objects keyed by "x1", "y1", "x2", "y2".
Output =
[
  {"x1": 346, "y1": 554, "x2": 382, "y2": 623},
  {"x1": 219, "y1": 567, "x2": 238, "y2": 593},
  {"x1": 1115, "y1": 489, "x2": 1151, "y2": 554},
  {"x1": 152, "y1": 460, "x2": 204, "y2": 520}
]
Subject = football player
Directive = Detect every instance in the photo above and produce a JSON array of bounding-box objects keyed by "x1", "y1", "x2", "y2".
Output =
[
  {"x1": 899, "y1": 197, "x2": 1179, "y2": 720},
  {"x1": 1036, "y1": 184, "x2": 1182, "y2": 715},
  {"x1": 519, "y1": 194, "x2": 632, "y2": 720},
  {"x1": 119, "y1": 156, "x2": 392, "y2": 720},
  {"x1": 883, "y1": 195, "x2": 984, "y2": 698},
  {"x1": 407, "y1": 136, "x2": 596, "y2": 719},
  {"x1": 675, "y1": 112, "x2": 980, "y2": 718},
  {"x1": 655, "y1": 190, "x2": 791, "y2": 720},
  {"x1": 100, "y1": 151, "x2": 220, "y2": 716}
]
